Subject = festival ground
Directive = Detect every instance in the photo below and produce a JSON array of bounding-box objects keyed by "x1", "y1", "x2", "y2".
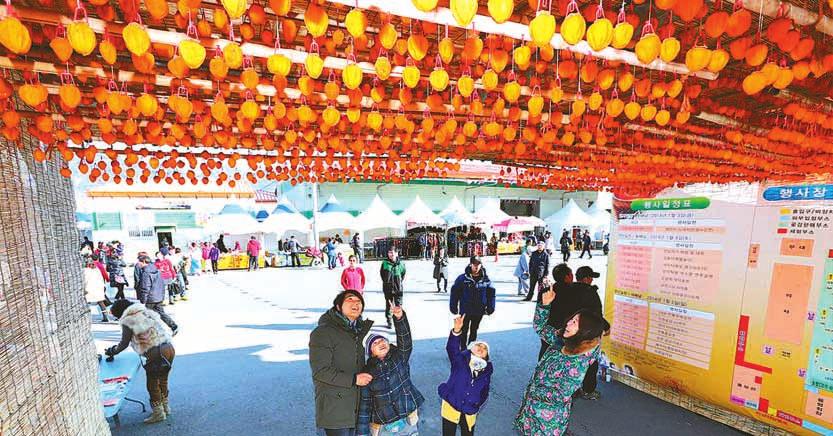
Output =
[{"x1": 93, "y1": 254, "x2": 742, "y2": 435}]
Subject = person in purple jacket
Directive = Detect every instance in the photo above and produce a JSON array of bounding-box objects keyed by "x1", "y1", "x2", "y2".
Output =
[
  {"x1": 437, "y1": 314, "x2": 493, "y2": 436},
  {"x1": 208, "y1": 243, "x2": 220, "y2": 274}
]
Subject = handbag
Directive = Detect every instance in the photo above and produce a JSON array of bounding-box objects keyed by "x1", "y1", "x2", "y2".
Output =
[{"x1": 114, "y1": 274, "x2": 126, "y2": 284}]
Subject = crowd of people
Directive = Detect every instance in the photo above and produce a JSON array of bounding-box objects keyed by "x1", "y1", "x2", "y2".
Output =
[
  {"x1": 311, "y1": 236, "x2": 609, "y2": 436},
  {"x1": 84, "y1": 224, "x2": 607, "y2": 432},
  {"x1": 82, "y1": 237, "x2": 195, "y2": 425}
]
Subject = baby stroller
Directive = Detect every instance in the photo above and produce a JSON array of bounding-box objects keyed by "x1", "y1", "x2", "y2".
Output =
[{"x1": 305, "y1": 246, "x2": 323, "y2": 267}]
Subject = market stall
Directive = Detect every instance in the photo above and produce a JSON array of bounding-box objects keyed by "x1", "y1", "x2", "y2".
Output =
[
  {"x1": 355, "y1": 194, "x2": 404, "y2": 260},
  {"x1": 261, "y1": 197, "x2": 312, "y2": 250},
  {"x1": 399, "y1": 196, "x2": 445, "y2": 258},
  {"x1": 315, "y1": 194, "x2": 359, "y2": 243},
  {"x1": 205, "y1": 204, "x2": 264, "y2": 270},
  {"x1": 544, "y1": 199, "x2": 593, "y2": 246}
]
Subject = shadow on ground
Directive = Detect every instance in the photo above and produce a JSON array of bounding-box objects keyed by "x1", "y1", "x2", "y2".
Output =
[{"x1": 110, "y1": 328, "x2": 742, "y2": 436}]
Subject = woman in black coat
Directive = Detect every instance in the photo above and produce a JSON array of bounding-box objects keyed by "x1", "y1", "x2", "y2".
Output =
[
  {"x1": 434, "y1": 248, "x2": 449, "y2": 293},
  {"x1": 106, "y1": 254, "x2": 128, "y2": 299}
]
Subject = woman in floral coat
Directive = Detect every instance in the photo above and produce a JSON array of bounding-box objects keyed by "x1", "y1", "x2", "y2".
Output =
[{"x1": 514, "y1": 288, "x2": 607, "y2": 436}]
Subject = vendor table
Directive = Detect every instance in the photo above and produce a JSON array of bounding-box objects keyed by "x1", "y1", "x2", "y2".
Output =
[
  {"x1": 216, "y1": 254, "x2": 266, "y2": 270},
  {"x1": 497, "y1": 241, "x2": 525, "y2": 254},
  {"x1": 100, "y1": 351, "x2": 145, "y2": 427}
]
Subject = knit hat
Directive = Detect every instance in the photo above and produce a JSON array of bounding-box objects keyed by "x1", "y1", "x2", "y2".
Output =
[
  {"x1": 467, "y1": 340, "x2": 491, "y2": 360},
  {"x1": 365, "y1": 334, "x2": 388, "y2": 358}
]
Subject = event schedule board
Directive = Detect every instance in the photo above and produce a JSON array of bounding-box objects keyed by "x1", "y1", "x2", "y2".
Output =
[{"x1": 603, "y1": 180, "x2": 833, "y2": 435}]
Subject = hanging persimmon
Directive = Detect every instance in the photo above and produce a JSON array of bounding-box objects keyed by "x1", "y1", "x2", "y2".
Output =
[
  {"x1": 655, "y1": 0, "x2": 676, "y2": 10},
  {"x1": 221, "y1": 0, "x2": 247, "y2": 20},
  {"x1": 248, "y1": 4, "x2": 266, "y2": 25},
  {"x1": 744, "y1": 43, "x2": 767, "y2": 67},
  {"x1": 210, "y1": 56, "x2": 229, "y2": 79},
  {"x1": 606, "y1": 93, "x2": 624, "y2": 117},
  {"x1": 530, "y1": 10, "x2": 556, "y2": 47},
  {"x1": 407, "y1": 33, "x2": 429, "y2": 61},
  {"x1": 488, "y1": 0, "x2": 514, "y2": 24},
  {"x1": 17, "y1": 83, "x2": 49, "y2": 107},
  {"x1": 304, "y1": 3, "x2": 328, "y2": 37},
  {"x1": 146, "y1": 0, "x2": 169, "y2": 20},
  {"x1": 269, "y1": 0, "x2": 291, "y2": 16},
  {"x1": 705, "y1": 11, "x2": 728, "y2": 39},
  {"x1": 429, "y1": 66, "x2": 449, "y2": 91},
  {"x1": 267, "y1": 53, "x2": 291, "y2": 76},
  {"x1": 305, "y1": 52, "x2": 324, "y2": 78},
  {"x1": 378, "y1": 23, "x2": 397, "y2": 50},
  {"x1": 726, "y1": 4, "x2": 751, "y2": 37},
  {"x1": 0, "y1": 16, "x2": 31, "y2": 54},
  {"x1": 790, "y1": 38, "x2": 814, "y2": 61},
  {"x1": 123, "y1": 22, "x2": 150, "y2": 56},
  {"x1": 241, "y1": 67, "x2": 259, "y2": 90},
  {"x1": 635, "y1": 24, "x2": 660, "y2": 64},
  {"x1": 342, "y1": 62, "x2": 362, "y2": 89},
  {"x1": 51, "y1": 35, "x2": 73, "y2": 62},
  {"x1": 180, "y1": 38, "x2": 206, "y2": 69},
  {"x1": 707, "y1": 46, "x2": 729, "y2": 72},
  {"x1": 672, "y1": 0, "x2": 702, "y2": 22},
  {"x1": 659, "y1": 36, "x2": 680, "y2": 63},
  {"x1": 624, "y1": 100, "x2": 640, "y2": 120},
  {"x1": 586, "y1": 6, "x2": 612, "y2": 51},
  {"x1": 345, "y1": 8, "x2": 366, "y2": 38},
  {"x1": 402, "y1": 63, "x2": 420, "y2": 88},
  {"x1": 685, "y1": 45, "x2": 711, "y2": 72},
  {"x1": 167, "y1": 56, "x2": 189, "y2": 78},
  {"x1": 223, "y1": 41, "x2": 243, "y2": 68},
  {"x1": 450, "y1": 0, "x2": 478, "y2": 27},
  {"x1": 612, "y1": 11, "x2": 633, "y2": 49},
  {"x1": 59, "y1": 82, "x2": 82, "y2": 109},
  {"x1": 374, "y1": 55, "x2": 391, "y2": 80},
  {"x1": 241, "y1": 100, "x2": 261, "y2": 120},
  {"x1": 137, "y1": 92, "x2": 158, "y2": 116},
  {"x1": 461, "y1": 35, "x2": 483, "y2": 63},
  {"x1": 513, "y1": 44, "x2": 531, "y2": 69}
]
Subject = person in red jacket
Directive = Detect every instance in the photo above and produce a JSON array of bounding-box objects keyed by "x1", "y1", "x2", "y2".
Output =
[
  {"x1": 340, "y1": 255, "x2": 366, "y2": 293},
  {"x1": 154, "y1": 252, "x2": 176, "y2": 305},
  {"x1": 246, "y1": 236, "x2": 261, "y2": 272}
]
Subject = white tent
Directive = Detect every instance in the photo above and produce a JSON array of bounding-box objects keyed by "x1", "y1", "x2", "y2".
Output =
[
  {"x1": 204, "y1": 204, "x2": 260, "y2": 236},
  {"x1": 544, "y1": 199, "x2": 592, "y2": 234},
  {"x1": 474, "y1": 199, "x2": 511, "y2": 228},
  {"x1": 586, "y1": 201, "x2": 612, "y2": 237},
  {"x1": 315, "y1": 194, "x2": 359, "y2": 234},
  {"x1": 400, "y1": 195, "x2": 445, "y2": 229},
  {"x1": 356, "y1": 195, "x2": 404, "y2": 237},
  {"x1": 260, "y1": 197, "x2": 312, "y2": 247},
  {"x1": 439, "y1": 196, "x2": 482, "y2": 228}
]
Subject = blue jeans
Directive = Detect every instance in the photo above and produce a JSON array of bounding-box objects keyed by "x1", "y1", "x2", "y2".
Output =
[
  {"x1": 328, "y1": 254, "x2": 337, "y2": 269},
  {"x1": 517, "y1": 276, "x2": 529, "y2": 295},
  {"x1": 324, "y1": 428, "x2": 355, "y2": 436}
]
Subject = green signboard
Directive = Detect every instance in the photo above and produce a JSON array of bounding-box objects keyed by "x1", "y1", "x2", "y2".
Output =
[
  {"x1": 631, "y1": 197, "x2": 710, "y2": 211},
  {"x1": 93, "y1": 212, "x2": 122, "y2": 230},
  {"x1": 154, "y1": 211, "x2": 197, "y2": 228}
]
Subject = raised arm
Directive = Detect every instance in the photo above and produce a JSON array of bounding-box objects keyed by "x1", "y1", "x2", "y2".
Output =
[
  {"x1": 392, "y1": 310, "x2": 413, "y2": 362},
  {"x1": 308, "y1": 329, "x2": 357, "y2": 388},
  {"x1": 535, "y1": 289, "x2": 561, "y2": 345}
]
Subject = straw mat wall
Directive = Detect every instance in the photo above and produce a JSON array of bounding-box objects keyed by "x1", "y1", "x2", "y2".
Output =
[{"x1": 0, "y1": 134, "x2": 109, "y2": 435}]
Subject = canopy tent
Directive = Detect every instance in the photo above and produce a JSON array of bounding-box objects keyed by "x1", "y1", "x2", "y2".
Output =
[
  {"x1": 204, "y1": 204, "x2": 260, "y2": 236},
  {"x1": 260, "y1": 198, "x2": 312, "y2": 247},
  {"x1": 544, "y1": 199, "x2": 593, "y2": 234},
  {"x1": 400, "y1": 195, "x2": 445, "y2": 229},
  {"x1": 255, "y1": 210, "x2": 270, "y2": 222},
  {"x1": 586, "y1": 201, "x2": 613, "y2": 237},
  {"x1": 315, "y1": 194, "x2": 359, "y2": 235},
  {"x1": 439, "y1": 197, "x2": 482, "y2": 228},
  {"x1": 491, "y1": 217, "x2": 540, "y2": 233},
  {"x1": 355, "y1": 195, "x2": 405, "y2": 238},
  {"x1": 474, "y1": 199, "x2": 512, "y2": 229}
]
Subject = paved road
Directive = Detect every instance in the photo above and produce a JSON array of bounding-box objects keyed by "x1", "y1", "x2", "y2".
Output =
[{"x1": 93, "y1": 253, "x2": 742, "y2": 435}]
